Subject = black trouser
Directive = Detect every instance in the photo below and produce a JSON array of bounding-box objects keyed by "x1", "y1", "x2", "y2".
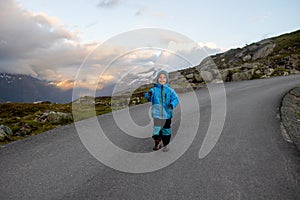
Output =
[{"x1": 152, "y1": 118, "x2": 171, "y2": 146}]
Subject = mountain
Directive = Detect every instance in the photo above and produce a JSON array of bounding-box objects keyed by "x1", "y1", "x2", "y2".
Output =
[
  {"x1": 0, "y1": 73, "x2": 72, "y2": 103},
  {"x1": 112, "y1": 67, "x2": 161, "y2": 95},
  {"x1": 169, "y1": 29, "x2": 300, "y2": 85}
]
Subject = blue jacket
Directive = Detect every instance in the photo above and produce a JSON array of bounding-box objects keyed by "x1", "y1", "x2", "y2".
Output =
[{"x1": 144, "y1": 83, "x2": 179, "y2": 119}]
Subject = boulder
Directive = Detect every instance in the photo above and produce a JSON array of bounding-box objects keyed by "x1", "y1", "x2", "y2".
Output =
[
  {"x1": 35, "y1": 111, "x2": 73, "y2": 123},
  {"x1": 170, "y1": 76, "x2": 187, "y2": 85},
  {"x1": 264, "y1": 68, "x2": 274, "y2": 76},
  {"x1": 15, "y1": 123, "x2": 32, "y2": 136},
  {"x1": 232, "y1": 70, "x2": 252, "y2": 81},
  {"x1": 255, "y1": 70, "x2": 262, "y2": 75},
  {"x1": 252, "y1": 43, "x2": 275, "y2": 60},
  {"x1": 196, "y1": 57, "x2": 215, "y2": 71},
  {"x1": 194, "y1": 73, "x2": 203, "y2": 82},
  {"x1": 0, "y1": 125, "x2": 13, "y2": 142},
  {"x1": 290, "y1": 69, "x2": 300, "y2": 74},
  {"x1": 242, "y1": 54, "x2": 252, "y2": 61},
  {"x1": 185, "y1": 73, "x2": 194, "y2": 79},
  {"x1": 240, "y1": 63, "x2": 259, "y2": 69},
  {"x1": 283, "y1": 71, "x2": 289, "y2": 76},
  {"x1": 210, "y1": 69, "x2": 220, "y2": 77},
  {"x1": 220, "y1": 70, "x2": 229, "y2": 81},
  {"x1": 200, "y1": 71, "x2": 213, "y2": 82}
]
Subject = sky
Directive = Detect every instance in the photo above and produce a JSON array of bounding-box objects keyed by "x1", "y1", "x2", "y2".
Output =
[{"x1": 0, "y1": 0, "x2": 299, "y2": 93}]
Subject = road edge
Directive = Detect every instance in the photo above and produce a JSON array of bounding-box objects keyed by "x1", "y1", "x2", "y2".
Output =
[{"x1": 280, "y1": 86, "x2": 300, "y2": 151}]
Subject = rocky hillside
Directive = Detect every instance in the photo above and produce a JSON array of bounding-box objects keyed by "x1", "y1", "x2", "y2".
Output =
[{"x1": 169, "y1": 29, "x2": 300, "y2": 86}]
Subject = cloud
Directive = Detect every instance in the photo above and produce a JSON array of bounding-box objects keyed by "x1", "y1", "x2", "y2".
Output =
[
  {"x1": 0, "y1": 6, "x2": 75, "y2": 56},
  {"x1": 97, "y1": 0, "x2": 122, "y2": 8},
  {"x1": 159, "y1": 36, "x2": 225, "y2": 68},
  {"x1": 198, "y1": 42, "x2": 227, "y2": 52},
  {"x1": 90, "y1": 40, "x2": 225, "y2": 93},
  {"x1": 49, "y1": 80, "x2": 75, "y2": 90},
  {"x1": 0, "y1": 0, "x2": 119, "y2": 86},
  {"x1": 0, "y1": 0, "x2": 226, "y2": 97}
]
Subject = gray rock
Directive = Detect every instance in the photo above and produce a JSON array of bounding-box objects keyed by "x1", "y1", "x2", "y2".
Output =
[
  {"x1": 15, "y1": 123, "x2": 32, "y2": 136},
  {"x1": 242, "y1": 54, "x2": 251, "y2": 61},
  {"x1": 232, "y1": 70, "x2": 252, "y2": 81},
  {"x1": 185, "y1": 73, "x2": 194, "y2": 79},
  {"x1": 196, "y1": 57, "x2": 215, "y2": 71},
  {"x1": 210, "y1": 69, "x2": 220, "y2": 76},
  {"x1": 264, "y1": 68, "x2": 274, "y2": 76},
  {"x1": 220, "y1": 70, "x2": 229, "y2": 81},
  {"x1": 210, "y1": 79, "x2": 223, "y2": 84},
  {"x1": 0, "y1": 125, "x2": 13, "y2": 142},
  {"x1": 240, "y1": 63, "x2": 259, "y2": 69},
  {"x1": 255, "y1": 70, "x2": 262, "y2": 75},
  {"x1": 252, "y1": 43, "x2": 275, "y2": 60},
  {"x1": 170, "y1": 76, "x2": 187, "y2": 85},
  {"x1": 169, "y1": 71, "x2": 181, "y2": 80},
  {"x1": 290, "y1": 69, "x2": 300, "y2": 74},
  {"x1": 194, "y1": 73, "x2": 203, "y2": 82},
  {"x1": 200, "y1": 71, "x2": 213, "y2": 82},
  {"x1": 35, "y1": 111, "x2": 73, "y2": 123}
]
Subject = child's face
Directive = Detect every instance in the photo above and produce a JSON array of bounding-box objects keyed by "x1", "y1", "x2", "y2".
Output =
[{"x1": 158, "y1": 74, "x2": 167, "y2": 85}]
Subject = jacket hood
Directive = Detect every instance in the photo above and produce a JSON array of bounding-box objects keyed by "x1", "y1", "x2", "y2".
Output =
[{"x1": 155, "y1": 70, "x2": 169, "y2": 84}]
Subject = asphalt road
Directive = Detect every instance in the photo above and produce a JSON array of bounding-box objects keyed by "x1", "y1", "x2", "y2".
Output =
[{"x1": 1, "y1": 75, "x2": 300, "y2": 200}]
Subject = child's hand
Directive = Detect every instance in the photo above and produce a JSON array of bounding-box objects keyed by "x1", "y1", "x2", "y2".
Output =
[{"x1": 148, "y1": 91, "x2": 152, "y2": 97}]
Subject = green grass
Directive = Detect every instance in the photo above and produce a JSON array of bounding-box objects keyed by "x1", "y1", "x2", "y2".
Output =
[
  {"x1": 273, "y1": 30, "x2": 300, "y2": 54},
  {"x1": 0, "y1": 102, "x2": 74, "y2": 145},
  {"x1": 0, "y1": 87, "x2": 152, "y2": 145}
]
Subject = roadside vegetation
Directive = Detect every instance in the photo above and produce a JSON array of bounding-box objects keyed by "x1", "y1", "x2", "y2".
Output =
[{"x1": 0, "y1": 88, "x2": 150, "y2": 145}]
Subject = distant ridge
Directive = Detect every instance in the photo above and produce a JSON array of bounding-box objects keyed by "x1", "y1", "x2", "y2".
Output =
[{"x1": 0, "y1": 73, "x2": 72, "y2": 103}]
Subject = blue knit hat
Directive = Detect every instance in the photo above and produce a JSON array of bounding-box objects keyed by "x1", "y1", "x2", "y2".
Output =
[{"x1": 155, "y1": 70, "x2": 169, "y2": 84}]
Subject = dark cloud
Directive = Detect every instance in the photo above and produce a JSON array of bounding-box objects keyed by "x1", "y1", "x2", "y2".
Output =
[
  {"x1": 0, "y1": 0, "x2": 89, "y2": 81},
  {"x1": 0, "y1": 2, "x2": 73, "y2": 57}
]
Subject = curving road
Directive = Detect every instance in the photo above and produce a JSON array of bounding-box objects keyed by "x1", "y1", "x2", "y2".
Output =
[{"x1": 1, "y1": 75, "x2": 300, "y2": 200}]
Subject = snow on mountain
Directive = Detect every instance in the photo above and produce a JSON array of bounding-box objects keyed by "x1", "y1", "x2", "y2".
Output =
[{"x1": 0, "y1": 72, "x2": 73, "y2": 103}]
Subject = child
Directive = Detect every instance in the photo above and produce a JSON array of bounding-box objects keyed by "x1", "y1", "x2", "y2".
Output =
[{"x1": 144, "y1": 70, "x2": 179, "y2": 151}]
